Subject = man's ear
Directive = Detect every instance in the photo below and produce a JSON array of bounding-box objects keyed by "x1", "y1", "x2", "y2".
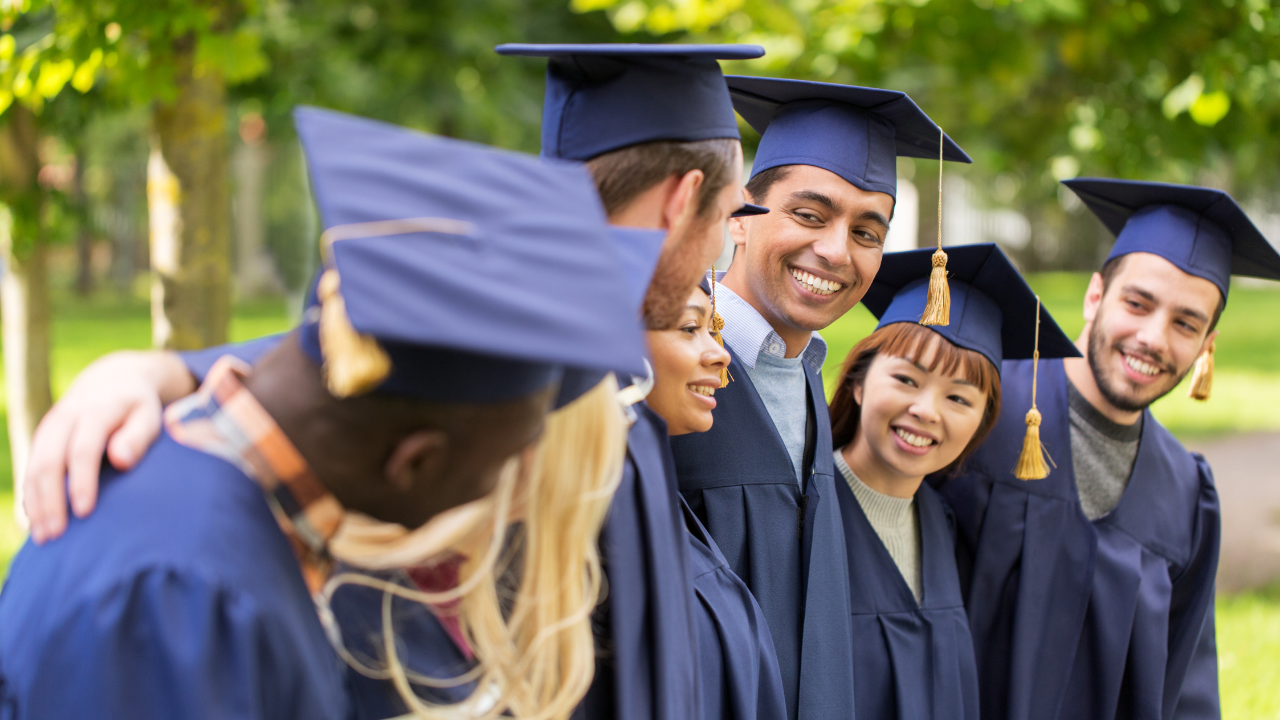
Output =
[
  {"x1": 384, "y1": 430, "x2": 449, "y2": 493},
  {"x1": 662, "y1": 169, "x2": 705, "y2": 231},
  {"x1": 728, "y1": 215, "x2": 748, "y2": 249},
  {"x1": 1083, "y1": 272, "x2": 1105, "y2": 324}
]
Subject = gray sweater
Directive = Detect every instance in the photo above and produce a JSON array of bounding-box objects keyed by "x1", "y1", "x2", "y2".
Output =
[{"x1": 834, "y1": 449, "x2": 923, "y2": 603}]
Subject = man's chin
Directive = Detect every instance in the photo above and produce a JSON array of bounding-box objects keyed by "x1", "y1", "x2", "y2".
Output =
[{"x1": 1096, "y1": 372, "x2": 1177, "y2": 414}]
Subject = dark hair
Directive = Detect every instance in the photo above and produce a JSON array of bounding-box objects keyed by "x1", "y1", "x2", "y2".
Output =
[
  {"x1": 829, "y1": 323, "x2": 1002, "y2": 476},
  {"x1": 1099, "y1": 254, "x2": 1226, "y2": 332},
  {"x1": 744, "y1": 165, "x2": 791, "y2": 205},
  {"x1": 585, "y1": 138, "x2": 739, "y2": 219}
]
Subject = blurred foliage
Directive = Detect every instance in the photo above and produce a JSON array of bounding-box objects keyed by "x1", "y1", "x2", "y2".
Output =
[{"x1": 573, "y1": 0, "x2": 1280, "y2": 268}]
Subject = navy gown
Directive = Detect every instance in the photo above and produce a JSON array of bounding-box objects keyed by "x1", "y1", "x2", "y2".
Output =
[
  {"x1": 0, "y1": 433, "x2": 349, "y2": 720},
  {"x1": 684, "y1": 499, "x2": 789, "y2": 720},
  {"x1": 835, "y1": 474, "x2": 979, "y2": 720},
  {"x1": 671, "y1": 356, "x2": 856, "y2": 720},
  {"x1": 184, "y1": 342, "x2": 699, "y2": 720},
  {"x1": 936, "y1": 359, "x2": 1221, "y2": 720}
]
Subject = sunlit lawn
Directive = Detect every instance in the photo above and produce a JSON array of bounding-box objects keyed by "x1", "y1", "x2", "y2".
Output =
[{"x1": 0, "y1": 274, "x2": 1278, "y2": 716}]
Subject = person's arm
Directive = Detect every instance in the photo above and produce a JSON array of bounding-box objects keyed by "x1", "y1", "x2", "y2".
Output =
[{"x1": 23, "y1": 335, "x2": 286, "y2": 543}]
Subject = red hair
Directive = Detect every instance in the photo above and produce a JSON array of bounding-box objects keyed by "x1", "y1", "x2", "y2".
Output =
[{"x1": 828, "y1": 322, "x2": 1002, "y2": 475}]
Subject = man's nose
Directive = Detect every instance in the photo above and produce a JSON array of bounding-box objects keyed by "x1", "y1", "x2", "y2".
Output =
[{"x1": 810, "y1": 226, "x2": 851, "y2": 267}]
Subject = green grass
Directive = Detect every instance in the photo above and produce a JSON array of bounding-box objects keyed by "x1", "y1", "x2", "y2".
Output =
[
  {"x1": 821, "y1": 273, "x2": 1280, "y2": 439},
  {"x1": 1218, "y1": 584, "x2": 1280, "y2": 718}
]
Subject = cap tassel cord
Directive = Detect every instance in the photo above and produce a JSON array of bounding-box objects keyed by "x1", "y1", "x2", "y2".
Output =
[
  {"x1": 710, "y1": 268, "x2": 732, "y2": 388},
  {"x1": 920, "y1": 129, "x2": 950, "y2": 327},
  {"x1": 1188, "y1": 339, "x2": 1215, "y2": 401},
  {"x1": 317, "y1": 269, "x2": 392, "y2": 397},
  {"x1": 1014, "y1": 296, "x2": 1052, "y2": 480}
]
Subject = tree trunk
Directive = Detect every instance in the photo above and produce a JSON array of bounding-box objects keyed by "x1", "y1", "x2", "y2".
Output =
[
  {"x1": 232, "y1": 134, "x2": 279, "y2": 297},
  {"x1": 148, "y1": 38, "x2": 231, "y2": 350},
  {"x1": 73, "y1": 147, "x2": 94, "y2": 296},
  {"x1": 0, "y1": 105, "x2": 53, "y2": 527}
]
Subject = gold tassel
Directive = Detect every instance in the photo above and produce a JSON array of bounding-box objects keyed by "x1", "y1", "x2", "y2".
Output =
[
  {"x1": 920, "y1": 248, "x2": 950, "y2": 326},
  {"x1": 1014, "y1": 408, "x2": 1050, "y2": 480},
  {"x1": 1014, "y1": 295, "x2": 1051, "y2": 480},
  {"x1": 920, "y1": 129, "x2": 950, "y2": 327},
  {"x1": 316, "y1": 269, "x2": 392, "y2": 397},
  {"x1": 1188, "y1": 339, "x2": 1214, "y2": 401},
  {"x1": 709, "y1": 269, "x2": 732, "y2": 388}
]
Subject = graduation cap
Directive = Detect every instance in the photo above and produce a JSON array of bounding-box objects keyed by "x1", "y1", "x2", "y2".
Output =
[
  {"x1": 554, "y1": 226, "x2": 666, "y2": 409},
  {"x1": 727, "y1": 76, "x2": 972, "y2": 325},
  {"x1": 291, "y1": 105, "x2": 646, "y2": 402},
  {"x1": 863, "y1": 243, "x2": 1081, "y2": 480},
  {"x1": 494, "y1": 43, "x2": 764, "y2": 161},
  {"x1": 731, "y1": 202, "x2": 770, "y2": 218},
  {"x1": 1062, "y1": 178, "x2": 1280, "y2": 400}
]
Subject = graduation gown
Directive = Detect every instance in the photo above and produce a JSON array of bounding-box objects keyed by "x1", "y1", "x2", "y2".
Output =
[
  {"x1": 579, "y1": 402, "x2": 699, "y2": 720},
  {"x1": 671, "y1": 355, "x2": 856, "y2": 720},
  {"x1": 0, "y1": 433, "x2": 349, "y2": 720},
  {"x1": 183, "y1": 343, "x2": 700, "y2": 720},
  {"x1": 835, "y1": 475, "x2": 979, "y2": 720},
  {"x1": 327, "y1": 568, "x2": 477, "y2": 719},
  {"x1": 684, "y1": 500, "x2": 789, "y2": 720},
  {"x1": 936, "y1": 359, "x2": 1221, "y2": 720}
]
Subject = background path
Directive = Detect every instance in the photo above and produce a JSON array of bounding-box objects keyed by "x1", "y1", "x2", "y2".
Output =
[{"x1": 1187, "y1": 432, "x2": 1280, "y2": 593}]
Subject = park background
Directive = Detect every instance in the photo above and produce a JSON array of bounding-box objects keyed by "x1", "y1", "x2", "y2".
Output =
[{"x1": 1, "y1": 0, "x2": 1279, "y2": 714}]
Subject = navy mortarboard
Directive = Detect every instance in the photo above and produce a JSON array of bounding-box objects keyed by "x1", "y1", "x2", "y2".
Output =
[
  {"x1": 1063, "y1": 177, "x2": 1280, "y2": 400},
  {"x1": 731, "y1": 201, "x2": 770, "y2": 218},
  {"x1": 291, "y1": 105, "x2": 645, "y2": 401},
  {"x1": 863, "y1": 243, "x2": 1079, "y2": 370},
  {"x1": 727, "y1": 77, "x2": 971, "y2": 201},
  {"x1": 1062, "y1": 178, "x2": 1280, "y2": 300},
  {"x1": 728, "y1": 76, "x2": 971, "y2": 323},
  {"x1": 555, "y1": 226, "x2": 666, "y2": 409},
  {"x1": 495, "y1": 43, "x2": 764, "y2": 162}
]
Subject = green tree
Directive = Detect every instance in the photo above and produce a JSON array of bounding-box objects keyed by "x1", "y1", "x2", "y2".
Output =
[
  {"x1": 572, "y1": 0, "x2": 1280, "y2": 268},
  {"x1": 1, "y1": 0, "x2": 270, "y2": 349}
]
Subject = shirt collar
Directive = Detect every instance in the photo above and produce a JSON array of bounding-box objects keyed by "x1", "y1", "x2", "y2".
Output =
[
  {"x1": 165, "y1": 356, "x2": 344, "y2": 593},
  {"x1": 710, "y1": 273, "x2": 828, "y2": 373}
]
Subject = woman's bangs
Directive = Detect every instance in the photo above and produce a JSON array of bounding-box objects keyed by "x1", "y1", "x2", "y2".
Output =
[{"x1": 878, "y1": 323, "x2": 997, "y2": 393}]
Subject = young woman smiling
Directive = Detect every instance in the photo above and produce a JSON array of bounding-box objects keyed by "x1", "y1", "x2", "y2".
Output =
[
  {"x1": 644, "y1": 284, "x2": 788, "y2": 720},
  {"x1": 826, "y1": 243, "x2": 1078, "y2": 720}
]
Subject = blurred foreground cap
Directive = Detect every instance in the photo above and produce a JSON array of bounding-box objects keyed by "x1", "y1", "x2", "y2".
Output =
[
  {"x1": 1062, "y1": 177, "x2": 1280, "y2": 301},
  {"x1": 726, "y1": 76, "x2": 970, "y2": 201},
  {"x1": 291, "y1": 105, "x2": 646, "y2": 402},
  {"x1": 495, "y1": 43, "x2": 764, "y2": 161},
  {"x1": 863, "y1": 243, "x2": 1080, "y2": 370},
  {"x1": 554, "y1": 226, "x2": 666, "y2": 408}
]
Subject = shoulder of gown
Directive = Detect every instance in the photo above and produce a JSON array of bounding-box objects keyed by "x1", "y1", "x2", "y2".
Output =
[{"x1": 0, "y1": 434, "x2": 347, "y2": 720}]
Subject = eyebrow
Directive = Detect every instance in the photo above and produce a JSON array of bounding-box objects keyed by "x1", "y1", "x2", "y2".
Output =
[
  {"x1": 786, "y1": 190, "x2": 890, "y2": 230},
  {"x1": 787, "y1": 190, "x2": 843, "y2": 215},
  {"x1": 687, "y1": 303, "x2": 707, "y2": 318},
  {"x1": 1120, "y1": 284, "x2": 1210, "y2": 323}
]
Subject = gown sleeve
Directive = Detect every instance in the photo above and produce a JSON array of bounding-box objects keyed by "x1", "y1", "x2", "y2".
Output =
[
  {"x1": 179, "y1": 334, "x2": 287, "y2": 383},
  {"x1": 13, "y1": 567, "x2": 302, "y2": 720},
  {"x1": 1165, "y1": 454, "x2": 1222, "y2": 720}
]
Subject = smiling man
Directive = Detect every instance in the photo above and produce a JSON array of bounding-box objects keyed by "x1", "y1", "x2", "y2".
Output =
[
  {"x1": 670, "y1": 77, "x2": 971, "y2": 720},
  {"x1": 937, "y1": 179, "x2": 1280, "y2": 720}
]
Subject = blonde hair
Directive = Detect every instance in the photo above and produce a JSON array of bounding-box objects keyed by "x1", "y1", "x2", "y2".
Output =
[{"x1": 323, "y1": 374, "x2": 628, "y2": 719}]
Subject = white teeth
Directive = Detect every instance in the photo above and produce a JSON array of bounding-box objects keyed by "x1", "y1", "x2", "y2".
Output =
[
  {"x1": 894, "y1": 427, "x2": 934, "y2": 448},
  {"x1": 1124, "y1": 354, "x2": 1160, "y2": 377},
  {"x1": 688, "y1": 385, "x2": 716, "y2": 397},
  {"x1": 790, "y1": 268, "x2": 842, "y2": 296}
]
